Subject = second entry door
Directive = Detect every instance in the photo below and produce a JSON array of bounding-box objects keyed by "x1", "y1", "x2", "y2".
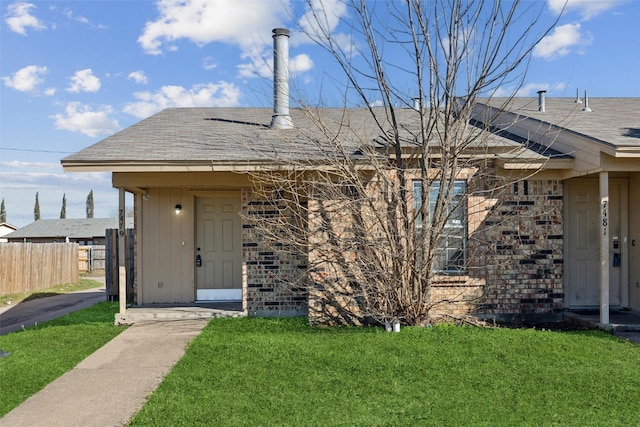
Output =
[{"x1": 566, "y1": 180, "x2": 625, "y2": 308}]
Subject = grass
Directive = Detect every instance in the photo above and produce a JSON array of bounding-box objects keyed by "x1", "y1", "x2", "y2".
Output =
[
  {"x1": 0, "y1": 278, "x2": 104, "y2": 306},
  {"x1": 130, "y1": 317, "x2": 640, "y2": 426},
  {"x1": 0, "y1": 302, "x2": 125, "y2": 416}
]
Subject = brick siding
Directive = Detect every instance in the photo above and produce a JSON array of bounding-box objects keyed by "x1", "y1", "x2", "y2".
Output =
[{"x1": 241, "y1": 188, "x2": 308, "y2": 315}]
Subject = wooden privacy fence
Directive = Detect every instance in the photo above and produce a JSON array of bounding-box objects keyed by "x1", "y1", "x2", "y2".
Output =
[
  {"x1": 0, "y1": 243, "x2": 79, "y2": 296},
  {"x1": 105, "y1": 229, "x2": 134, "y2": 302},
  {"x1": 78, "y1": 245, "x2": 106, "y2": 272}
]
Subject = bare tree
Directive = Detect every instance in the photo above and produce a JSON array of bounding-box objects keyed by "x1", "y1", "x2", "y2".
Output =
[
  {"x1": 247, "y1": 0, "x2": 562, "y2": 326},
  {"x1": 1, "y1": 198, "x2": 6, "y2": 223}
]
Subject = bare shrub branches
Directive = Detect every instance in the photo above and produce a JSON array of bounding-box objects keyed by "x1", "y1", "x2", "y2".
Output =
[{"x1": 244, "y1": 0, "x2": 562, "y2": 325}]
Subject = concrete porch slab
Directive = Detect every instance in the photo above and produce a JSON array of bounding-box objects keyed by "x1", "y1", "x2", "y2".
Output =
[
  {"x1": 115, "y1": 303, "x2": 245, "y2": 325},
  {"x1": 564, "y1": 309, "x2": 640, "y2": 332}
]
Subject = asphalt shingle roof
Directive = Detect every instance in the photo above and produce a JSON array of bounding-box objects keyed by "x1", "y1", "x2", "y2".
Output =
[
  {"x1": 62, "y1": 108, "x2": 378, "y2": 166},
  {"x1": 62, "y1": 106, "x2": 563, "y2": 170},
  {"x1": 4, "y1": 218, "x2": 133, "y2": 240},
  {"x1": 479, "y1": 97, "x2": 640, "y2": 149}
]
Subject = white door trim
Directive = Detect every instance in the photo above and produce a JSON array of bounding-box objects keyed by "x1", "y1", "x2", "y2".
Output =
[{"x1": 197, "y1": 289, "x2": 242, "y2": 301}]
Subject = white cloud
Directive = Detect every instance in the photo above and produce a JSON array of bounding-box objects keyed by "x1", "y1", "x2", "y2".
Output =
[
  {"x1": 492, "y1": 82, "x2": 567, "y2": 97},
  {"x1": 2, "y1": 65, "x2": 48, "y2": 92},
  {"x1": 293, "y1": 0, "x2": 354, "y2": 56},
  {"x1": 547, "y1": 0, "x2": 624, "y2": 20},
  {"x1": 127, "y1": 70, "x2": 148, "y2": 85},
  {"x1": 0, "y1": 160, "x2": 60, "y2": 170},
  {"x1": 62, "y1": 7, "x2": 107, "y2": 29},
  {"x1": 202, "y1": 57, "x2": 218, "y2": 70},
  {"x1": 63, "y1": 8, "x2": 88, "y2": 24},
  {"x1": 290, "y1": 54, "x2": 314, "y2": 75},
  {"x1": 123, "y1": 82, "x2": 242, "y2": 119},
  {"x1": 237, "y1": 46, "x2": 272, "y2": 79},
  {"x1": 533, "y1": 23, "x2": 591, "y2": 60},
  {"x1": 67, "y1": 69, "x2": 101, "y2": 93},
  {"x1": 137, "y1": 0, "x2": 335, "y2": 82},
  {"x1": 297, "y1": 0, "x2": 347, "y2": 40},
  {"x1": 138, "y1": 0, "x2": 290, "y2": 55},
  {"x1": 44, "y1": 87, "x2": 56, "y2": 96},
  {"x1": 5, "y1": 2, "x2": 47, "y2": 35},
  {"x1": 51, "y1": 102, "x2": 120, "y2": 137},
  {"x1": 238, "y1": 49, "x2": 314, "y2": 79}
]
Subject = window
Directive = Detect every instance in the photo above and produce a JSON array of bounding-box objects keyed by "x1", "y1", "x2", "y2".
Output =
[{"x1": 413, "y1": 180, "x2": 467, "y2": 274}]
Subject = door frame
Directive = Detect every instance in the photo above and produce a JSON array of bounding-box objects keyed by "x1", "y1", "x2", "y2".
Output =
[
  {"x1": 564, "y1": 177, "x2": 629, "y2": 309},
  {"x1": 194, "y1": 191, "x2": 243, "y2": 302}
]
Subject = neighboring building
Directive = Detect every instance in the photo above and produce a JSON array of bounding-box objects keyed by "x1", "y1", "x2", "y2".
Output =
[
  {"x1": 4, "y1": 218, "x2": 133, "y2": 245},
  {"x1": 60, "y1": 30, "x2": 640, "y2": 325},
  {"x1": 0, "y1": 222, "x2": 19, "y2": 243}
]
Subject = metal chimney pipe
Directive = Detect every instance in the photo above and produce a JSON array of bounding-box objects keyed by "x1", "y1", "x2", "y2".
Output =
[
  {"x1": 270, "y1": 28, "x2": 293, "y2": 130},
  {"x1": 537, "y1": 90, "x2": 547, "y2": 112},
  {"x1": 582, "y1": 90, "x2": 592, "y2": 112},
  {"x1": 574, "y1": 88, "x2": 582, "y2": 103}
]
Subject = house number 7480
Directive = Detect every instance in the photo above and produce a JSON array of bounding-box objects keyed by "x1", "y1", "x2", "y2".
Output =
[{"x1": 602, "y1": 200, "x2": 608, "y2": 235}]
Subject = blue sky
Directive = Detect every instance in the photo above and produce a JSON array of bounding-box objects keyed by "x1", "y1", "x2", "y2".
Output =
[{"x1": 1, "y1": 0, "x2": 639, "y2": 227}]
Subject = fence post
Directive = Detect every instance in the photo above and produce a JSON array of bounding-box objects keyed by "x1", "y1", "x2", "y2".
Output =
[
  {"x1": 125, "y1": 228, "x2": 134, "y2": 303},
  {"x1": 105, "y1": 229, "x2": 119, "y2": 300}
]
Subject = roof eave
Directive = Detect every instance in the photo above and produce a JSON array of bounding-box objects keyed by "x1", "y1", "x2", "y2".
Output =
[{"x1": 498, "y1": 158, "x2": 574, "y2": 170}]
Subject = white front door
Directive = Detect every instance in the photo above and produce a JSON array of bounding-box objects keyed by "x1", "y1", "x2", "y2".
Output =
[
  {"x1": 566, "y1": 180, "x2": 626, "y2": 308},
  {"x1": 196, "y1": 194, "x2": 242, "y2": 301}
]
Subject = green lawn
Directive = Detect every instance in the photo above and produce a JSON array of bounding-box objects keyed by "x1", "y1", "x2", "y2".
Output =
[
  {"x1": 0, "y1": 302, "x2": 125, "y2": 416},
  {"x1": 131, "y1": 317, "x2": 640, "y2": 426}
]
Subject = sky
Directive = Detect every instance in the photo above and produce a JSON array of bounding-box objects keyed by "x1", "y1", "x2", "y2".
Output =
[{"x1": 1, "y1": 0, "x2": 639, "y2": 227}]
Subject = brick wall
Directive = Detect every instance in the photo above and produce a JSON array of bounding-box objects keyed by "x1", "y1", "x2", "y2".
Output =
[
  {"x1": 242, "y1": 175, "x2": 564, "y2": 323},
  {"x1": 477, "y1": 179, "x2": 564, "y2": 321},
  {"x1": 241, "y1": 188, "x2": 308, "y2": 316}
]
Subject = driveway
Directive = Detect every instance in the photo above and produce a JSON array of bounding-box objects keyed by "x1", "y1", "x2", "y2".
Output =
[{"x1": 0, "y1": 279, "x2": 107, "y2": 335}]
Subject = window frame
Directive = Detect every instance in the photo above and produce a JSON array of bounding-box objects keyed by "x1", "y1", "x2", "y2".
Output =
[{"x1": 413, "y1": 179, "x2": 467, "y2": 274}]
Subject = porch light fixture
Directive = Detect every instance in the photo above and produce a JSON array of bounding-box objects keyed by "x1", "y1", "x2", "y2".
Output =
[
  {"x1": 174, "y1": 204, "x2": 182, "y2": 215},
  {"x1": 143, "y1": 189, "x2": 151, "y2": 200}
]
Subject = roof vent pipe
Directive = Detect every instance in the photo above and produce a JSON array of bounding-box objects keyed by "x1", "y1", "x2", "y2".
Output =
[
  {"x1": 270, "y1": 28, "x2": 294, "y2": 130},
  {"x1": 574, "y1": 88, "x2": 582, "y2": 103},
  {"x1": 582, "y1": 90, "x2": 592, "y2": 112},
  {"x1": 412, "y1": 97, "x2": 421, "y2": 110},
  {"x1": 537, "y1": 90, "x2": 546, "y2": 112}
]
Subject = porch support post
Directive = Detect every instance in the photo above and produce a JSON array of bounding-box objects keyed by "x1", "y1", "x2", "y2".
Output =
[
  {"x1": 118, "y1": 188, "x2": 127, "y2": 314},
  {"x1": 599, "y1": 172, "x2": 609, "y2": 325}
]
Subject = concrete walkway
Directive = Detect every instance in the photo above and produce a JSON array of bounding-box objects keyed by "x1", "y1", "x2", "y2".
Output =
[{"x1": 1, "y1": 318, "x2": 210, "y2": 427}]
